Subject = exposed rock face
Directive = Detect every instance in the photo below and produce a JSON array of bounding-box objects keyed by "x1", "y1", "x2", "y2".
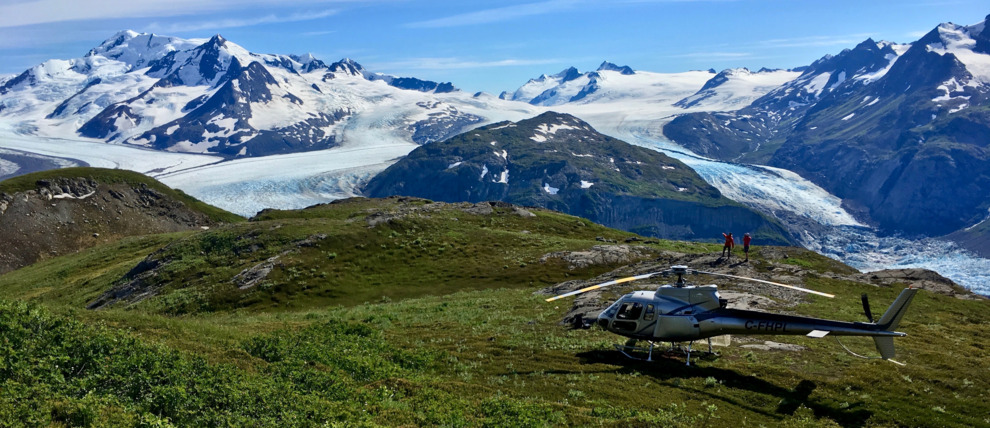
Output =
[
  {"x1": 0, "y1": 174, "x2": 229, "y2": 274},
  {"x1": 540, "y1": 245, "x2": 654, "y2": 270},
  {"x1": 945, "y1": 216, "x2": 990, "y2": 257},
  {"x1": 856, "y1": 268, "x2": 983, "y2": 300},
  {"x1": 88, "y1": 232, "x2": 326, "y2": 309},
  {"x1": 364, "y1": 112, "x2": 793, "y2": 245}
]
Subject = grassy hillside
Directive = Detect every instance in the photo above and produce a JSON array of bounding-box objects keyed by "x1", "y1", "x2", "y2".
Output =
[
  {"x1": 0, "y1": 197, "x2": 987, "y2": 427},
  {"x1": 0, "y1": 197, "x2": 692, "y2": 314},
  {"x1": 0, "y1": 167, "x2": 245, "y2": 274},
  {"x1": 1, "y1": 266, "x2": 988, "y2": 427},
  {"x1": 0, "y1": 167, "x2": 243, "y2": 224}
]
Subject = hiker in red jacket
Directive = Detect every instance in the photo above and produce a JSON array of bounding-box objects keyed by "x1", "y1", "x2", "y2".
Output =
[
  {"x1": 722, "y1": 232, "x2": 734, "y2": 257},
  {"x1": 743, "y1": 233, "x2": 752, "y2": 261}
]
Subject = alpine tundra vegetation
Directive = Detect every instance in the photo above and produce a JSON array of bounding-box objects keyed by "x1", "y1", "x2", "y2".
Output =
[{"x1": 0, "y1": 169, "x2": 987, "y2": 426}]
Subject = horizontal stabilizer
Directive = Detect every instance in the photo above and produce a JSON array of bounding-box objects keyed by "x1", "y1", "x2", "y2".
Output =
[{"x1": 807, "y1": 330, "x2": 830, "y2": 338}]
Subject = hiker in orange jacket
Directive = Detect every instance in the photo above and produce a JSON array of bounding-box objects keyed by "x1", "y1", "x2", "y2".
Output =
[{"x1": 722, "y1": 232, "x2": 734, "y2": 257}]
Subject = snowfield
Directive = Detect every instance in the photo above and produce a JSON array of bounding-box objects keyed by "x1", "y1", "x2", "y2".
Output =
[{"x1": 0, "y1": 121, "x2": 222, "y2": 174}]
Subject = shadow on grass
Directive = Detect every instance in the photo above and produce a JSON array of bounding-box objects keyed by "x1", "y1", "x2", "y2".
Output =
[{"x1": 571, "y1": 349, "x2": 873, "y2": 427}]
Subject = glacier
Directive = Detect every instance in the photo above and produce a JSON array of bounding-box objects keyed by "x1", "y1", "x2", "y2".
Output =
[{"x1": 609, "y1": 128, "x2": 990, "y2": 296}]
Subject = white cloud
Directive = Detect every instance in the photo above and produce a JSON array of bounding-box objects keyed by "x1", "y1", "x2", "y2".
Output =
[
  {"x1": 404, "y1": 0, "x2": 732, "y2": 28},
  {"x1": 145, "y1": 9, "x2": 338, "y2": 33},
  {"x1": 405, "y1": 0, "x2": 581, "y2": 28},
  {"x1": 755, "y1": 33, "x2": 875, "y2": 49},
  {"x1": 302, "y1": 30, "x2": 336, "y2": 36},
  {"x1": 0, "y1": 0, "x2": 348, "y2": 28}
]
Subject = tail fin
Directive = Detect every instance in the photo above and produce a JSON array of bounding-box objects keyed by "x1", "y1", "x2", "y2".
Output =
[
  {"x1": 872, "y1": 288, "x2": 919, "y2": 361},
  {"x1": 876, "y1": 288, "x2": 919, "y2": 331}
]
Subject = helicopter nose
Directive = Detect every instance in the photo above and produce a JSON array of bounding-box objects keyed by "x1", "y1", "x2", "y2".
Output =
[{"x1": 596, "y1": 313, "x2": 610, "y2": 330}]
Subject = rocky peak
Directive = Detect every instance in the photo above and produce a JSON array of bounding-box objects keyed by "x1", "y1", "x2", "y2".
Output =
[
  {"x1": 555, "y1": 66, "x2": 582, "y2": 83},
  {"x1": 517, "y1": 111, "x2": 590, "y2": 131},
  {"x1": 289, "y1": 53, "x2": 327, "y2": 73},
  {"x1": 329, "y1": 58, "x2": 363, "y2": 74},
  {"x1": 87, "y1": 30, "x2": 141, "y2": 56},
  {"x1": 206, "y1": 34, "x2": 227, "y2": 48},
  {"x1": 597, "y1": 61, "x2": 635, "y2": 75},
  {"x1": 975, "y1": 15, "x2": 990, "y2": 54},
  {"x1": 698, "y1": 68, "x2": 749, "y2": 92}
]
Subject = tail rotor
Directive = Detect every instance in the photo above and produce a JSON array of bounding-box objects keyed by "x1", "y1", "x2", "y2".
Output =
[{"x1": 861, "y1": 293, "x2": 875, "y2": 323}]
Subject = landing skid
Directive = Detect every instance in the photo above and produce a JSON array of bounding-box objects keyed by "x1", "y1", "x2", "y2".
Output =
[{"x1": 614, "y1": 338, "x2": 719, "y2": 365}]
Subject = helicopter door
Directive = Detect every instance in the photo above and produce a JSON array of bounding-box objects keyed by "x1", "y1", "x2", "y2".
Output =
[{"x1": 612, "y1": 301, "x2": 644, "y2": 332}]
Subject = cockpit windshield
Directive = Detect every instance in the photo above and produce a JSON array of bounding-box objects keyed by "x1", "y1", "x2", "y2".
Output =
[
  {"x1": 616, "y1": 302, "x2": 644, "y2": 320},
  {"x1": 601, "y1": 299, "x2": 623, "y2": 319}
]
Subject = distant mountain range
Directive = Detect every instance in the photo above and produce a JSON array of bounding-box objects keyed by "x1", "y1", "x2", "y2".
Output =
[
  {"x1": 0, "y1": 30, "x2": 488, "y2": 157},
  {"x1": 2, "y1": 15, "x2": 990, "y2": 256},
  {"x1": 663, "y1": 15, "x2": 990, "y2": 245},
  {"x1": 502, "y1": 61, "x2": 800, "y2": 110}
]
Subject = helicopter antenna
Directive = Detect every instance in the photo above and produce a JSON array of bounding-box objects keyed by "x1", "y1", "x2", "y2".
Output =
[{"x1": 692, "y1": 270, "x2": 834, "y2": 298}]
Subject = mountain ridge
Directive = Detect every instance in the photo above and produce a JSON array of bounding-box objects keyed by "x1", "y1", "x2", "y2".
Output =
[
  {"x1": 364, "y1": 112, "x2": 793, "y2": 244},
  {"x1": 662, "y1": 15, "x2": 990, "y2": 243}
]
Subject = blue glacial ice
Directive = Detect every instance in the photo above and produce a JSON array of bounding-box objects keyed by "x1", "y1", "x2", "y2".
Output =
[{"x1": 622, "y1": 133, "x2": 990, "y2": 296}]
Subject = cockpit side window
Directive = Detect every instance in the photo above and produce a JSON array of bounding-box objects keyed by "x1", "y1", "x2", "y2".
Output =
[
  {"x1": 644, "y1": 304, "x2": 655, "y2": 321},
  {"x1": 617, "y1": 302, "x2": 644, "y2": 320}
]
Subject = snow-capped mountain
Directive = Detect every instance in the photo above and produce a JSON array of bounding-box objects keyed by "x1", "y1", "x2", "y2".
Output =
[
  {"x1": 0, "y1": 31, "x2": 501, "y2": 157},
  {"x1": 503, "y1": 61, "x2": 799, "y2": 111},
  {"x1": 673, "y1": 67, "x2": 802, "y2": 109},
  {"x1": 663, "y1": 15, "x2": 990, "y2": 245},
  {"x1": 501, "y1": 61, "x2": 652, "y2": 106}
]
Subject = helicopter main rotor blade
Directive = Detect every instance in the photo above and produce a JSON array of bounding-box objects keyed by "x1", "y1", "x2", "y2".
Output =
[
  {"x1": 693, "y1": 270, "x2": 835, "y2": 298},
  {"x1": 545, "y1": 272, "x2": 659, "y2": 302}
]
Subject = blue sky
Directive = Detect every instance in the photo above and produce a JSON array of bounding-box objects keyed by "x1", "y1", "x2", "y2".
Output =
[{"x1": 0, "y1": 0, "x2": 988, "y2": 94}]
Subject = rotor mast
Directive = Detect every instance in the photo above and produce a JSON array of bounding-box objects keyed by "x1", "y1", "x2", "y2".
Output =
[{"x1": 668, "y1": 265, "x2": 691, "y2": 287}]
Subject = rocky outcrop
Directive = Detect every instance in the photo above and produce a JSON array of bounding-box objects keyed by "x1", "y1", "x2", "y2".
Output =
[
  {"x1": 0, "y1": 169, "x2": 238, "y2": 274},
  {"x1": 540, "y1": 245, "x2": 655, "y2": 270},
  {"x1": 856, "y1": 268, "x2": 983, "y2": 300}
]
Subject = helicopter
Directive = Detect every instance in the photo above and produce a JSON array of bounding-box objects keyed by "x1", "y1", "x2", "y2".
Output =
[{"x1": 546, "y1": 265, "x2": 918, "y2": 365}]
